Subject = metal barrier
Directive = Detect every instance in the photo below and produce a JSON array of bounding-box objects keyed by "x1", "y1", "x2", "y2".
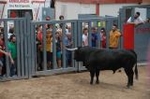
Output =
[
  {"x1": 134, "y1": 23, "x2": 150, "y2": 62},
  {"x1": 30, "y1": 20, "x2": 78, "y2": 77},
  {"x1": 0, "y1": 18, "x2": 30, "y2": 81},
  {"x1": 119, "y1": 5, "x2": 150, "y2": 62},
  {"x1": 0, "y1": 15, "x2": 120, "y2": 81}
]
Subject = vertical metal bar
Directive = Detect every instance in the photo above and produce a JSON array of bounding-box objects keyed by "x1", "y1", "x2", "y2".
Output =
[
  {"x1": 52, "y1": 24, "x2": 57, "y2": 69},
  {"x1": 34, "y1": 24, "x2": 38, "y2": 73},
  {"x1": 42, "y1": 24, "x2": 47, "y2": 71},
  {"x1": 97, "y1": 20, "x2": 101, "y2": 48},
  {"x1": 27, "y1": 24, "x2": 31, "y2": 78},
  {"x1": 4, "y1": 20, "x2": 10, "y2": 78},
  {"x1": 72, "y1": 22, "x2": 77, "y2": 68},
  {"x1": 74, "y1": 21, "x2": 78, "y2": 70},
  {"x1": 25, "y1": 13, "x2": 32, "y2": 78},
  {"x1": 77, "y1": 20, "x2": 82, "y2": 71},
  {"x1": 119, "y1": 8, "x2": 124, "y2": 49},
  {"x1": 62, "y1": 22, "x2": 66, "y2": 68},
  {"x1": 70, "y1": 22, "x2": 77, "y2": 68},
  {"x1": 24, "y1": 18, "x2": 28, "y2": 78},
  {"x1": 31, "y1": 24, "x2": 36, "y2": 74},
  {"x1": 77, "y1": 21, "x2": 82, "y2": 47},
  {"x1": 88, "y1": 21, "x2": 92, "y2": 47},
  {"x1": 14, "y1": 20, "x2": 21, "y2": 77},
  {"x1": 105, "y1": 18, "x2": 109, "y2": 49},
  {"x1": 20, "y1": 20, "x2": 25, "y2": 77},
  {"x1": 71, "y1": 22, "x2": 74, "y2": 68}
]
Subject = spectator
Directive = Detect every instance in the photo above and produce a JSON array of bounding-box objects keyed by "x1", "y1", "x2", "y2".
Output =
[
  {"x1": 0, "y1": 33, "x2": 13, "y2": 78},
  {"x1": 64, "y1": 32, "x2": 73, "y2": 67},
  {"x1": 8, "y1": 35, "x2": 17, "y2": 77},
  {"x1": 36, "y1": 25, "x2": 43, "y2": 70},
  {"x1": 46, "y1": 30, "x2": 53, "y2": 69},
  {"x1": 109, "y1": 24, "x2": 121, "y2": 49},
  {"x1": 127, "y1": 12, "x2": 144, "y2": 26},
  {"x1": 91, "y1": 27, "x2": 98, "y2": 47},
  {"x1": 46, "y1": 24, "x2": 53, "y2": 30},
  {"x1": 8, "y1": 28, "x2": 14, "y2": 40},
  {"x1": 37, "y1": 25, "x2": 43, "y2": 43},
  {"x1": 45, "y1": 16, "x2": 52, "y2": 29},
  {"x1": 55, "y1": 32, "x2": 62, "y2": 68},
  {"x1": 109, "y1": 24, "x2": 122, "y2": 72},
  {"x1": 82, "y1": 28, "x2": 88, "y2": 47},
  {"x1": 46, "y1": 16, "x2": 51, "y2": 21},
  {"x1": 59, "y1": 15, "x2": 64, "y2": 20},
  {"x1": 65, "y1": 25, "x2": 71, "y2": 34},
  {"x1": 59, "y1": 15, "x2": 64, "y2": 28},
  {"x1": 100, "y1": 28, "x2": 106, "y2": 48}
]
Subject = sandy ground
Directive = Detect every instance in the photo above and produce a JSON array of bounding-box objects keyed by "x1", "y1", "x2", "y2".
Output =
[{"x1": 0, "y1": 66, "x2": 149, "y2": 99}]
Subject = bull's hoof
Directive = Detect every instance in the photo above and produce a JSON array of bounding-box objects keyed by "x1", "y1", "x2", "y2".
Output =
[
  {"x1": 127, "y1": 83, "x2": 133, "y2": 88},
  {"x1": 126, "y1": 85, "x2": 130, "y2": 88},
  {"x1": 130, "y1": 83, "x2": 133, "y2": 86},
  {"x1": 126, "y1": 84, "x2": 132, "y2": 88}
]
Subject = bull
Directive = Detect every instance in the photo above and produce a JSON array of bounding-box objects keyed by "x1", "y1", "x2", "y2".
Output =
[{"x1": 66, "y1": 46, "x2": 138, "y2": 88}]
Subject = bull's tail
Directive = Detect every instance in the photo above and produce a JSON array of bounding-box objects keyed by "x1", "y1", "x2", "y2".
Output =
[{"x1": 134, "y1": 62, "x2": 138, "y2": 80}]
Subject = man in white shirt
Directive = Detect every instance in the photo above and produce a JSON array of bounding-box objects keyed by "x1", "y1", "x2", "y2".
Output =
[
  {"x1": 127, "y1": 12, "x2": 144, "y2": 26},
  {"x1": 82, "y1": 28, "x2": 88, "y2": 46}
]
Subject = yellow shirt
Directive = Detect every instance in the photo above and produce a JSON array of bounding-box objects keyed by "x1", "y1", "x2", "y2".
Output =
[
  {"x1": 109, "y1": 30, "x2": 121, "y2": 48},
  {"x1": 46, "y1": 36, "x2": 52, "y2": 52}
]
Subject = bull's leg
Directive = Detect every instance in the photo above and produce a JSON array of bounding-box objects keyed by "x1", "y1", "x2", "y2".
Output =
[
  {"x1": 130, "y1": 69, "x2": 134, "y2": 86},
  {"x1": 124, "y1": 69, "x2": 134, "y2": 88},
  {"x1": 95, "y1": 69, "x2": 100, "y2": 84},
  {"x1": 90, "y1": 70, "x2": 95, "y2": 84},
  {"x1": 124, "y1": 69, "x2": 130, "y2": 88}
]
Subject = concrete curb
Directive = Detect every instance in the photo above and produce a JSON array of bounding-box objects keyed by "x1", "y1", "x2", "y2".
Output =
[{"x1": 137, "y1": 62, "x2": 147, "y2": 66}]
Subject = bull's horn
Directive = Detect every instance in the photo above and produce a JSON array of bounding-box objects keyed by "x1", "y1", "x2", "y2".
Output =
[{"x1": 65, "y1": 47, "x2": 78, "y2": 51}]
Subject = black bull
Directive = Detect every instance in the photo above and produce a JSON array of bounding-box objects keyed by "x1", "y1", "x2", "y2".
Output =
[{"x1": 66, "y1": 46, "x2": 138, "y2": 88}]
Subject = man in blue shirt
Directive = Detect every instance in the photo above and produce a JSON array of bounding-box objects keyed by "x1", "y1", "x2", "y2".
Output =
[
  {"x1": 64, "y1": 33, "x2": 73, "y2": 67},
  {"x1": 91, "y1": 27, "x2": 99, "y2": 47}
]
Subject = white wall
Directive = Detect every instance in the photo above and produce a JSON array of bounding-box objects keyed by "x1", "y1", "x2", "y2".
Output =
[
  {"x1": 56, "y1": 2, "x2": 140, "y2": 19},
  {"x1": 55, "y1": 2, "x2": 95, "y2": 20},
  {"x1": 99, "y1": 3, "x2": 138, "y2": 17}
]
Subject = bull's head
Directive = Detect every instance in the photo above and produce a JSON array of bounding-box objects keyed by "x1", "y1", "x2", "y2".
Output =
[{"x1": 65, "y1": 47, "x2": 84, "y2": 61}]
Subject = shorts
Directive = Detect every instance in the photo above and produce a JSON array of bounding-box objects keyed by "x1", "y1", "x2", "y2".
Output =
[
  {"x1": 47, "y1": 52, "x2": 53, "y2": 62},
  {"x1": 56, "y1": 51, "x2": 61, "y2": 59}
]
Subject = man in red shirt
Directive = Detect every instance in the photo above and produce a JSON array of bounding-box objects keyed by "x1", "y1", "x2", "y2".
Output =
[{"x1": 0, "y1": 34, "x2": 13, "y2": 78}]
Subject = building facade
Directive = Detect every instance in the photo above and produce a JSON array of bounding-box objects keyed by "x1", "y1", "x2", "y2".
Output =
[{"x1": 55, "y1": 0, "x2": 149, "y2": 20}]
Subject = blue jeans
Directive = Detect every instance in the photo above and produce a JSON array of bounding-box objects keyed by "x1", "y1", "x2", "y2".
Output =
[
  {"x1": 10, "y1": 58, "x2": 17, "y2": 77},
  {"x1": 66, "y1": 51, "x2": 72, "y2": 66},
  {"x1": 10, "y1": 64, "x2": 16, "y2": 77}
]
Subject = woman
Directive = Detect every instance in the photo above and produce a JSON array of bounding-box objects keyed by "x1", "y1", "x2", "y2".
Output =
[{"x1": 46, "y1": 30, "x2": 53, "y2": 69}]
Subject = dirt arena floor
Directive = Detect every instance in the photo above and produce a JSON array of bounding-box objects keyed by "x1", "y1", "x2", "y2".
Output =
[{"x1": 0, "y1": 66, "x2": 149, "y2": 99}]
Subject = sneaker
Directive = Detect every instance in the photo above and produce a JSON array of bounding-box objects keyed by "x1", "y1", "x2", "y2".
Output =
[{"x1": 12, "y1": 75, "x2": 17, "y2": 77}]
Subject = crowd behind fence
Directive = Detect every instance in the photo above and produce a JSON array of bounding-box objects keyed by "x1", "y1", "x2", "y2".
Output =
[{"x1": 0, "y1": 15, "x2": 149, "y2": 81}]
